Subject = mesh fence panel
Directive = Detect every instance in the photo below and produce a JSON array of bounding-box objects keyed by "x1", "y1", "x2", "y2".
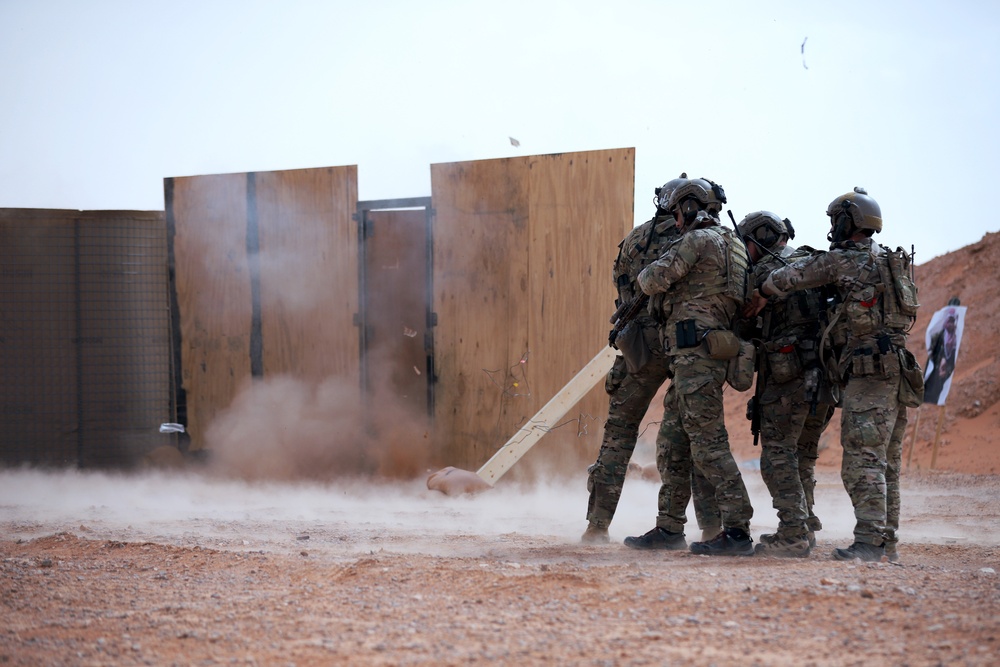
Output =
[{"x1": 0, "y1": 209, "x2": 175, "y2": 468}]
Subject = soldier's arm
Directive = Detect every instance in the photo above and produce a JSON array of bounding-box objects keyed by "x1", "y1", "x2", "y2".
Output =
[
  {"x1": 760, "y1": 251, "x2": 842, "y2": 299},
  {"x1": 635, "y1": 235, "x2": 696, "y2": 295}
]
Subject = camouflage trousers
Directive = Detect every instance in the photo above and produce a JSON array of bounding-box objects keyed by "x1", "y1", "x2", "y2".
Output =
[
  {"x1": 654, "y1": 354, "x2": 752, "y2": 534},
  {"x1": 840, "y1": 368, "x2": 902, "y2": 547},
  {"x1": 885, "y1": 406, "x2": 907, "y2": 553},
  {"x1": 587, "y1": 346, "x2": 720, "y2": 531},
  {"x1": 759, "y1": 390, "x2": 834, "y2": 540}
]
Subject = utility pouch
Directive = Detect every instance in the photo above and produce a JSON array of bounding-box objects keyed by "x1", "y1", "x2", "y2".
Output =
[
  {"x1": 887, "y1": 247, "x2": 920, "y2": 318},
  {"x1": 605, "y1": 355, "x2": 628, "y2": 395},
  {"x1": 615, "y1": 320, "x2": 652, "y2": 374},
  {"x1": 675, "y1": 319, "x2": 699, "y2": 349},
  {"x1": 896, "y1": 347, "x2": 925, "y2": 408},
  {"x1": 766, "y1": 340, "x2": 803, "y2": 385},
  {"x1": 726, "y1": 339, "x2": 756, "y2": 391},
  {"x1": 704, "y1": 330, "x2": 740, "y2": 360}
]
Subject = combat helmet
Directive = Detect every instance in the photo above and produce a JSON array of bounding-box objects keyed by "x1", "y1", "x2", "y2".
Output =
[
  {"x1": 666, "y1": 177, "x2": 727, "y2": 228},
  {"x1": 653, "y1": 173, "x2": 688, "y2": 212},
  {"x1": 738, "y1": 211, "x2": 795, "y2": 251},
  {"x1": 826, "y1": 187, "x2": 882, "y2": 233}
]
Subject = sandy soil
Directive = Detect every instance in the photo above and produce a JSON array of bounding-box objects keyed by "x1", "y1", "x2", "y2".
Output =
[
  {"x1": 2, "y1": 467, "x2": 999, "y2": 666},
  {"x1": 3, "y1": 234, "x2": 998, "y2": 666}
]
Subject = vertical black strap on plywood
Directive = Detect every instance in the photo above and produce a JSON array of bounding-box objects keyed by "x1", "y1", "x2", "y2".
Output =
[{"x1": 246, "y1": 173, "x2": 263, "y2": 378}]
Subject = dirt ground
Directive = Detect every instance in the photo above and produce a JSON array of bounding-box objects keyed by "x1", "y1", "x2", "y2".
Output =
[
  {"x1": 3, "y1": 233, "x2": 999, "y2": 666},
  {"x1": 2, "y1": 466, "x2": 999, "y2": 667}
]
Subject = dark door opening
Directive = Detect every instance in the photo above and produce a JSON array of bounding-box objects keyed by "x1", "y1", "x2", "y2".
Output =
[{"x1": 355, "y1": 198, "x2": 435, "y2": 430}]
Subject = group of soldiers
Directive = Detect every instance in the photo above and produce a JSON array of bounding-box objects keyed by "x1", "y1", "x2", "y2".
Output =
[{"x1": 583, "y1": 174, "x2": 924, "y2": 562}]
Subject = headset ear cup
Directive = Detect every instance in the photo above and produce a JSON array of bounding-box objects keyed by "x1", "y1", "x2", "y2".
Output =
[{"x1": 682, "y1": 200, "x2": 698, "y2": 224}]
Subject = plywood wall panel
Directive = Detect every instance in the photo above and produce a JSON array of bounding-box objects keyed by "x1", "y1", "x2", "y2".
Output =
[
  {"x1": 169, "y1": 174, "x2": 252, "y2": 449},
  {"x1": 255, "y1": 166, "x2": 359, "y2": 384},
  {"x1": 430, "y1": 158, "x2": 532, "y2": 469},
  {"x1": 430, "y1": 149, "x2": 634, "y2": 477},
  {"x1": 521, "y1": 149, "x2": 635, "y2": 476}
]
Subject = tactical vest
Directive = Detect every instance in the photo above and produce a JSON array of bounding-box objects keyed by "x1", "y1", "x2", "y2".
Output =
[
  {"x1": 841, "y1": 243, "x2": 919, "y2": 340},
  {"x1": 764, "y1": 247, "x2": 828, "y2": 336},
  {"x1": 658, "y1": 226, "x2": 750, "y2": 307},
  {"x1": 614, "y1": 216, "x2": 678, "y2": 303}
]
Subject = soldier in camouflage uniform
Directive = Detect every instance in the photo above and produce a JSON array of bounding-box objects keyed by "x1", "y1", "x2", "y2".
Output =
[
  {"x1": 627, "y1": 177, "x2": 756, "y2": 556},
  {"x1": 753, "y1": 188, "x2": 921, "y2": 562},
  {"x1": 735, "y1": 211, "x2": 836, "y2": 558},
  {"x1": 583, "y1": 176, "x2": 721, "y2": 546}
]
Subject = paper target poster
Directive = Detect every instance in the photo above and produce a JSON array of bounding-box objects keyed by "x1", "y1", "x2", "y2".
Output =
[{"x1": 923, "y1": 305, "x2": 967, "y2": 406}]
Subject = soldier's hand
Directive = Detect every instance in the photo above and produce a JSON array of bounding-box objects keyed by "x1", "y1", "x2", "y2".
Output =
[{"x1": 744, "y1": 289, "x2": 769, "y2": 317}]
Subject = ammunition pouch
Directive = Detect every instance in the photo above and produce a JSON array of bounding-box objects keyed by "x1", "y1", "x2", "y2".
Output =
[{"x1": 675, "y1": 319, "x2": 700, "y2": 349}]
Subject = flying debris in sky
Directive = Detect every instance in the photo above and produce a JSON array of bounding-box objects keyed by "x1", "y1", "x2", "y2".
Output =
[
  {"x1": 801, "y1": 36, "x2": 808, "y2": 70},
  {"x1": 509, "y1": 136, "x2": 521, "y2": 147}
]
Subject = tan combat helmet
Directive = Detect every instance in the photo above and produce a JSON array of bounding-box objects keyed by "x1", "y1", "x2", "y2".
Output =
[
  {"x1": 737, "y1": 211, "x2": 794, "y2": 251},
  {"x1": 653, "y1": 172, "x2": 688, "y2": 212},
  {"x1": 666, "y1": 177, "x2": 727, "y2": 230},
  {"x1": 826, "y1": 186, "x2": 882, "y2": 233}
]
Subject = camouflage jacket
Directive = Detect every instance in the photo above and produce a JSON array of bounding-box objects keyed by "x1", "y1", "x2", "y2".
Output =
[
  {"x1": 742, "y1": 244, "x2": 835, "y2": 401},
  {"x1": 763, "y1": 237, "x2": 911, "y2": 378},
  {"x1": 637, "y1": 218, "x2": 749, "y2": 353}
]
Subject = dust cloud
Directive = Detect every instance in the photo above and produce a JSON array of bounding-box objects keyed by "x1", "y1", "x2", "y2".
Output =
[
  {"x1": 203, "y1": 372, "x2": 432, "y2": 483},
  {"x1": 4, "y1": 466, "x2": 991, "y2": 560}
]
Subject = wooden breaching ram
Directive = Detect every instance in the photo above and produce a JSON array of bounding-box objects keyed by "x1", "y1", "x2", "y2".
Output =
[{"x1": 427, "y1": 346, "x2": 618, "y2": 495}]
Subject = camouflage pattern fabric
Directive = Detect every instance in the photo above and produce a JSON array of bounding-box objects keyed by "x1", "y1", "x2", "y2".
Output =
[
  {"x1": 638, "y1": 221, "x2": 746, "y2": 352},
  {"x1": 586, "y1": 214, "x2": 720, "y2": 530},
  {"x1": 746, "y1": 245, "x2": 836, "y2": 541},
  {"x1": 758, "y1": 395, "x2": 835, "y2": 540},
  {"x1": 653, "y1": 354, "x2": 752, "y2": 533},
  {"x1": 885, "y1": 406, "x2": 907, "y2": 553},
  {"x1": 637, "y1": 218, "x2": 752, "y2": 534},
  {"x1": 799, "y1": 404, "x2": 833, "y2": 533},
  {"x1": 765, "y1": 237, "x2": 914, "y2": 547}
]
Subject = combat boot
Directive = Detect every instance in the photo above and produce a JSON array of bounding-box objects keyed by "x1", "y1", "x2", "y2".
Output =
[
  {"x1": 690, "y1": 528, "x2": 754, "y2": 557},
  {"x1": 832, "y1": 541, "x2": 884, "y2": 562},
  {"x1": 753, "y1": 536, "x2": 811, "y2": 558},
  {"x1": 884, "y1": 543, "x2": 900, "y2": 563},
  {"x1": 761, "y1": 531, "x2": 815, "y2": 547},
  {"x1": 580, "y1": 525, "x2": 610, "y2": 544},
  {"x1": 623, "y1": 526, "x2": 686, "y2": 550}
]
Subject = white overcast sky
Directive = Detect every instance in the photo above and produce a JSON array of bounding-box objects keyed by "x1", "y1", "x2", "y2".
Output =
[{"x1": 2, "y1": 0, "x2": 998, "y2": 261}]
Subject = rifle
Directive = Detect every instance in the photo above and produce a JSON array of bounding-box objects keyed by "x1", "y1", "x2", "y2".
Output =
[{"x1": 608, "y1": 293, "x2": 649, "y2": 348}]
